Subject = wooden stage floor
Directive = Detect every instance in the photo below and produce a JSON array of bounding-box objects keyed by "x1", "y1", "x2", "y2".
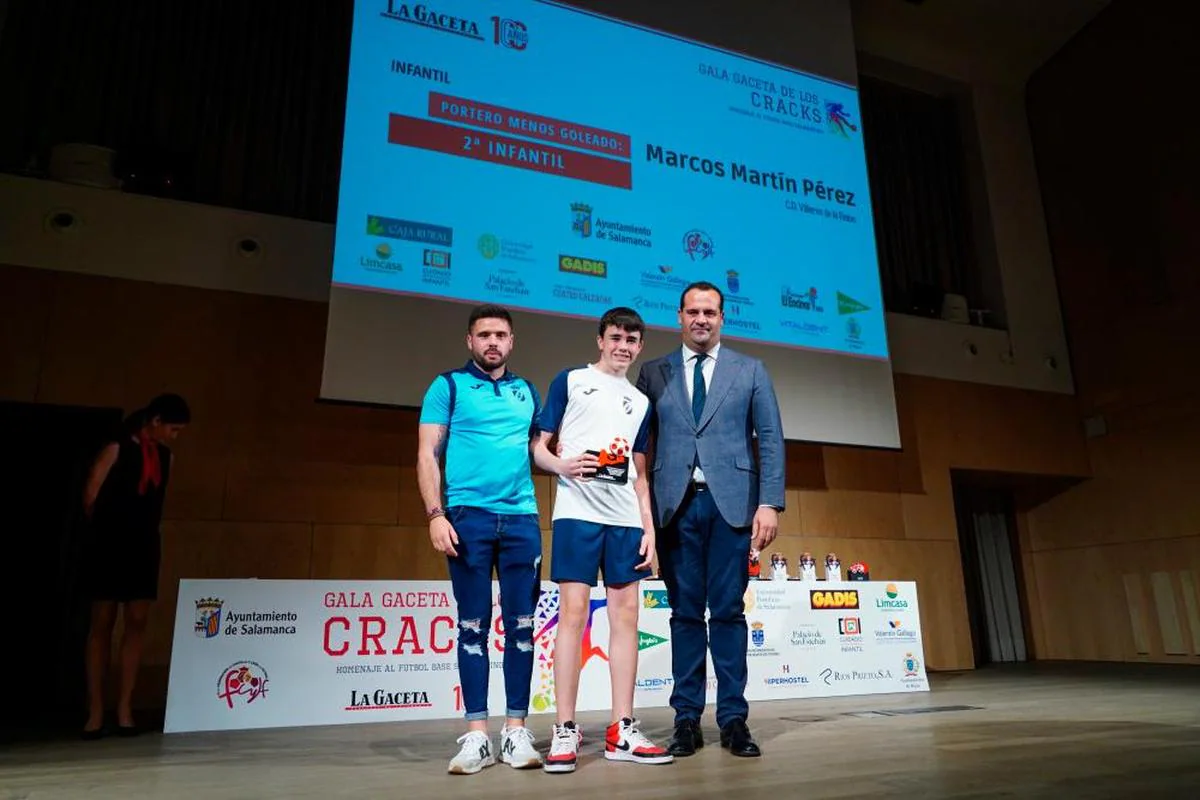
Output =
[{"x1": 3, "y1": 662, "x2": 1198, "y2": 799}]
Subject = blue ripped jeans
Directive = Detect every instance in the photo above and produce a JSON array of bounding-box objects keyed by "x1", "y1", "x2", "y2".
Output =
[{"x1": 445, "y1": 506, "x2": 542, "y2": 721}]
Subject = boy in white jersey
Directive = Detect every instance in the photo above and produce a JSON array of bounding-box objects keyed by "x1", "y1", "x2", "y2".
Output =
[{"x1": 533, "y1": 307, "x2": 672, "y2": 773}]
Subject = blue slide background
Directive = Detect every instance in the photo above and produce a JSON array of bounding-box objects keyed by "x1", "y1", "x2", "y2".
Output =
[{"x1": 332, "y1": 0, "x2": 889, "y2": 359}]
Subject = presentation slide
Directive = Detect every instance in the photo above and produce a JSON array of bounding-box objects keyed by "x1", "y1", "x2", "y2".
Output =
[{"x1": 331, "y1": 0, "x2": 887, "y2": 361}]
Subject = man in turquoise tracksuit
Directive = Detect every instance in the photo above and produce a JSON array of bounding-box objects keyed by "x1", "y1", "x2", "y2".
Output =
[{"x1": 417, "y1": 304, "x2": 544, "y2": 775}]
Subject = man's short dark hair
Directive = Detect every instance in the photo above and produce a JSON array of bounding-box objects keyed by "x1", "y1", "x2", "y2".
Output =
[
  {"x1": 679, "y1": 281, "x2": 724, "y2": 311},
  {"x1": 467, "y1": 304, "x2": 513, "y2": 333},
  {"x1": 598, "y1": 306, "x2": 645, "y2": 338}
]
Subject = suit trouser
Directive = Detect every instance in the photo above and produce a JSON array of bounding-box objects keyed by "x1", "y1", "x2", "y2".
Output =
[{"x1": 658, "y1": 485, "x2": 752, "y2": 728}]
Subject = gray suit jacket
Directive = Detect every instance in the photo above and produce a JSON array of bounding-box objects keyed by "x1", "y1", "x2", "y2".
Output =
[{"x1": 635, "y1": 346, "x2": 786, "y2": 529}]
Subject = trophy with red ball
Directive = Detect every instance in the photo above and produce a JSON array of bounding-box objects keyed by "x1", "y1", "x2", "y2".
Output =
[{"x1": 848, "y1": 561, "x2": 870, "y2": 581}]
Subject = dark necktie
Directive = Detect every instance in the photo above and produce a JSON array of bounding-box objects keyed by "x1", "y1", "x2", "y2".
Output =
[{"x1": 692, "y1": 353, "x2": 707, "y2": 423}]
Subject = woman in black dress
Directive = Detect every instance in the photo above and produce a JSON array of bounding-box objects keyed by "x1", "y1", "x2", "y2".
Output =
[{"x1": 81, "y1": 393, "x2": 190, "y2": 737}]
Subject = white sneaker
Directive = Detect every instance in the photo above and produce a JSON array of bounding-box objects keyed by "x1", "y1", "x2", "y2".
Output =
[
  {"x1": 544, "y1": 721, "x2": 581, "y2": 774},
  {"x1": 500, "y1": 724, "x2": 543, "y2": 769},
  {"x1": 604, "y1": 717, "x2": 673, "y2": 764},
  {"x1": 447, "y1": 730, "x2": 495, "y2": 775}
]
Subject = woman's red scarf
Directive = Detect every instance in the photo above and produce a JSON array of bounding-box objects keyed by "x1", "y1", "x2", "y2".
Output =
[{"x1": 138, "y1": 435, "x2": 162, "y2": 495}]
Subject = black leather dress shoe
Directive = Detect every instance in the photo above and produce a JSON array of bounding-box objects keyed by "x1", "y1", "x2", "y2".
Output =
[
  {"x1": 719, "y1": 718, "x2": 761, "y2": 757},
  {"x1": 667, "y1": 719, "x2": 704, "y2": 757}
]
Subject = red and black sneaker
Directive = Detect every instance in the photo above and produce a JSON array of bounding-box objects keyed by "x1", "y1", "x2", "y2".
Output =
[
  {"x1": 544, "y1": 721, "x2": 581, "y2": 773},
  {"x1": 604, "y1": 718, "x2": 673, "y2": 765}
]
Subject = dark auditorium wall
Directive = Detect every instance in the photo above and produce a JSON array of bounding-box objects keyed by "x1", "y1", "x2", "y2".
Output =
[
  {"x1": 1, "y1": 261, "x2": 1092, "y2": 706},
  {"x1": 1023, "y1": 0, "x2": 1200, "y2": 663}
]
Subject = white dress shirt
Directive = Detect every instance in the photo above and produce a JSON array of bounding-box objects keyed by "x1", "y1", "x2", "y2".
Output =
[{"x1": 682, "y1": 342, "x2": 720, "y2": 482}]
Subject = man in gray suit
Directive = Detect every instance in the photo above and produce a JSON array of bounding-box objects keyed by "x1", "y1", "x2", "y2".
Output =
[{"x1": 635, "y1": 280, "x2": 785, "y2": 758}]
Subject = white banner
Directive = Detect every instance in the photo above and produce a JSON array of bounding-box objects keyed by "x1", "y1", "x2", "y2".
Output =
[{"x1": 164, "y1": 579, "x2": 928, "y2": 733}]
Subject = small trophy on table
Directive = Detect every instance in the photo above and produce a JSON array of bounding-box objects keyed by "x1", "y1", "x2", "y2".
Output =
[
  {"x1": 769, "y1": 552, "x2": 789, "y2": 581},
  {"x1": 798, "y1": 551, "x2": 818, "y2": 582},
  {"x1": 748, "y1": 549, "x2": 762, "y2": 580},
  {"x1": 825, "y1": 552, "x2": 842, "y2": 582}
]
